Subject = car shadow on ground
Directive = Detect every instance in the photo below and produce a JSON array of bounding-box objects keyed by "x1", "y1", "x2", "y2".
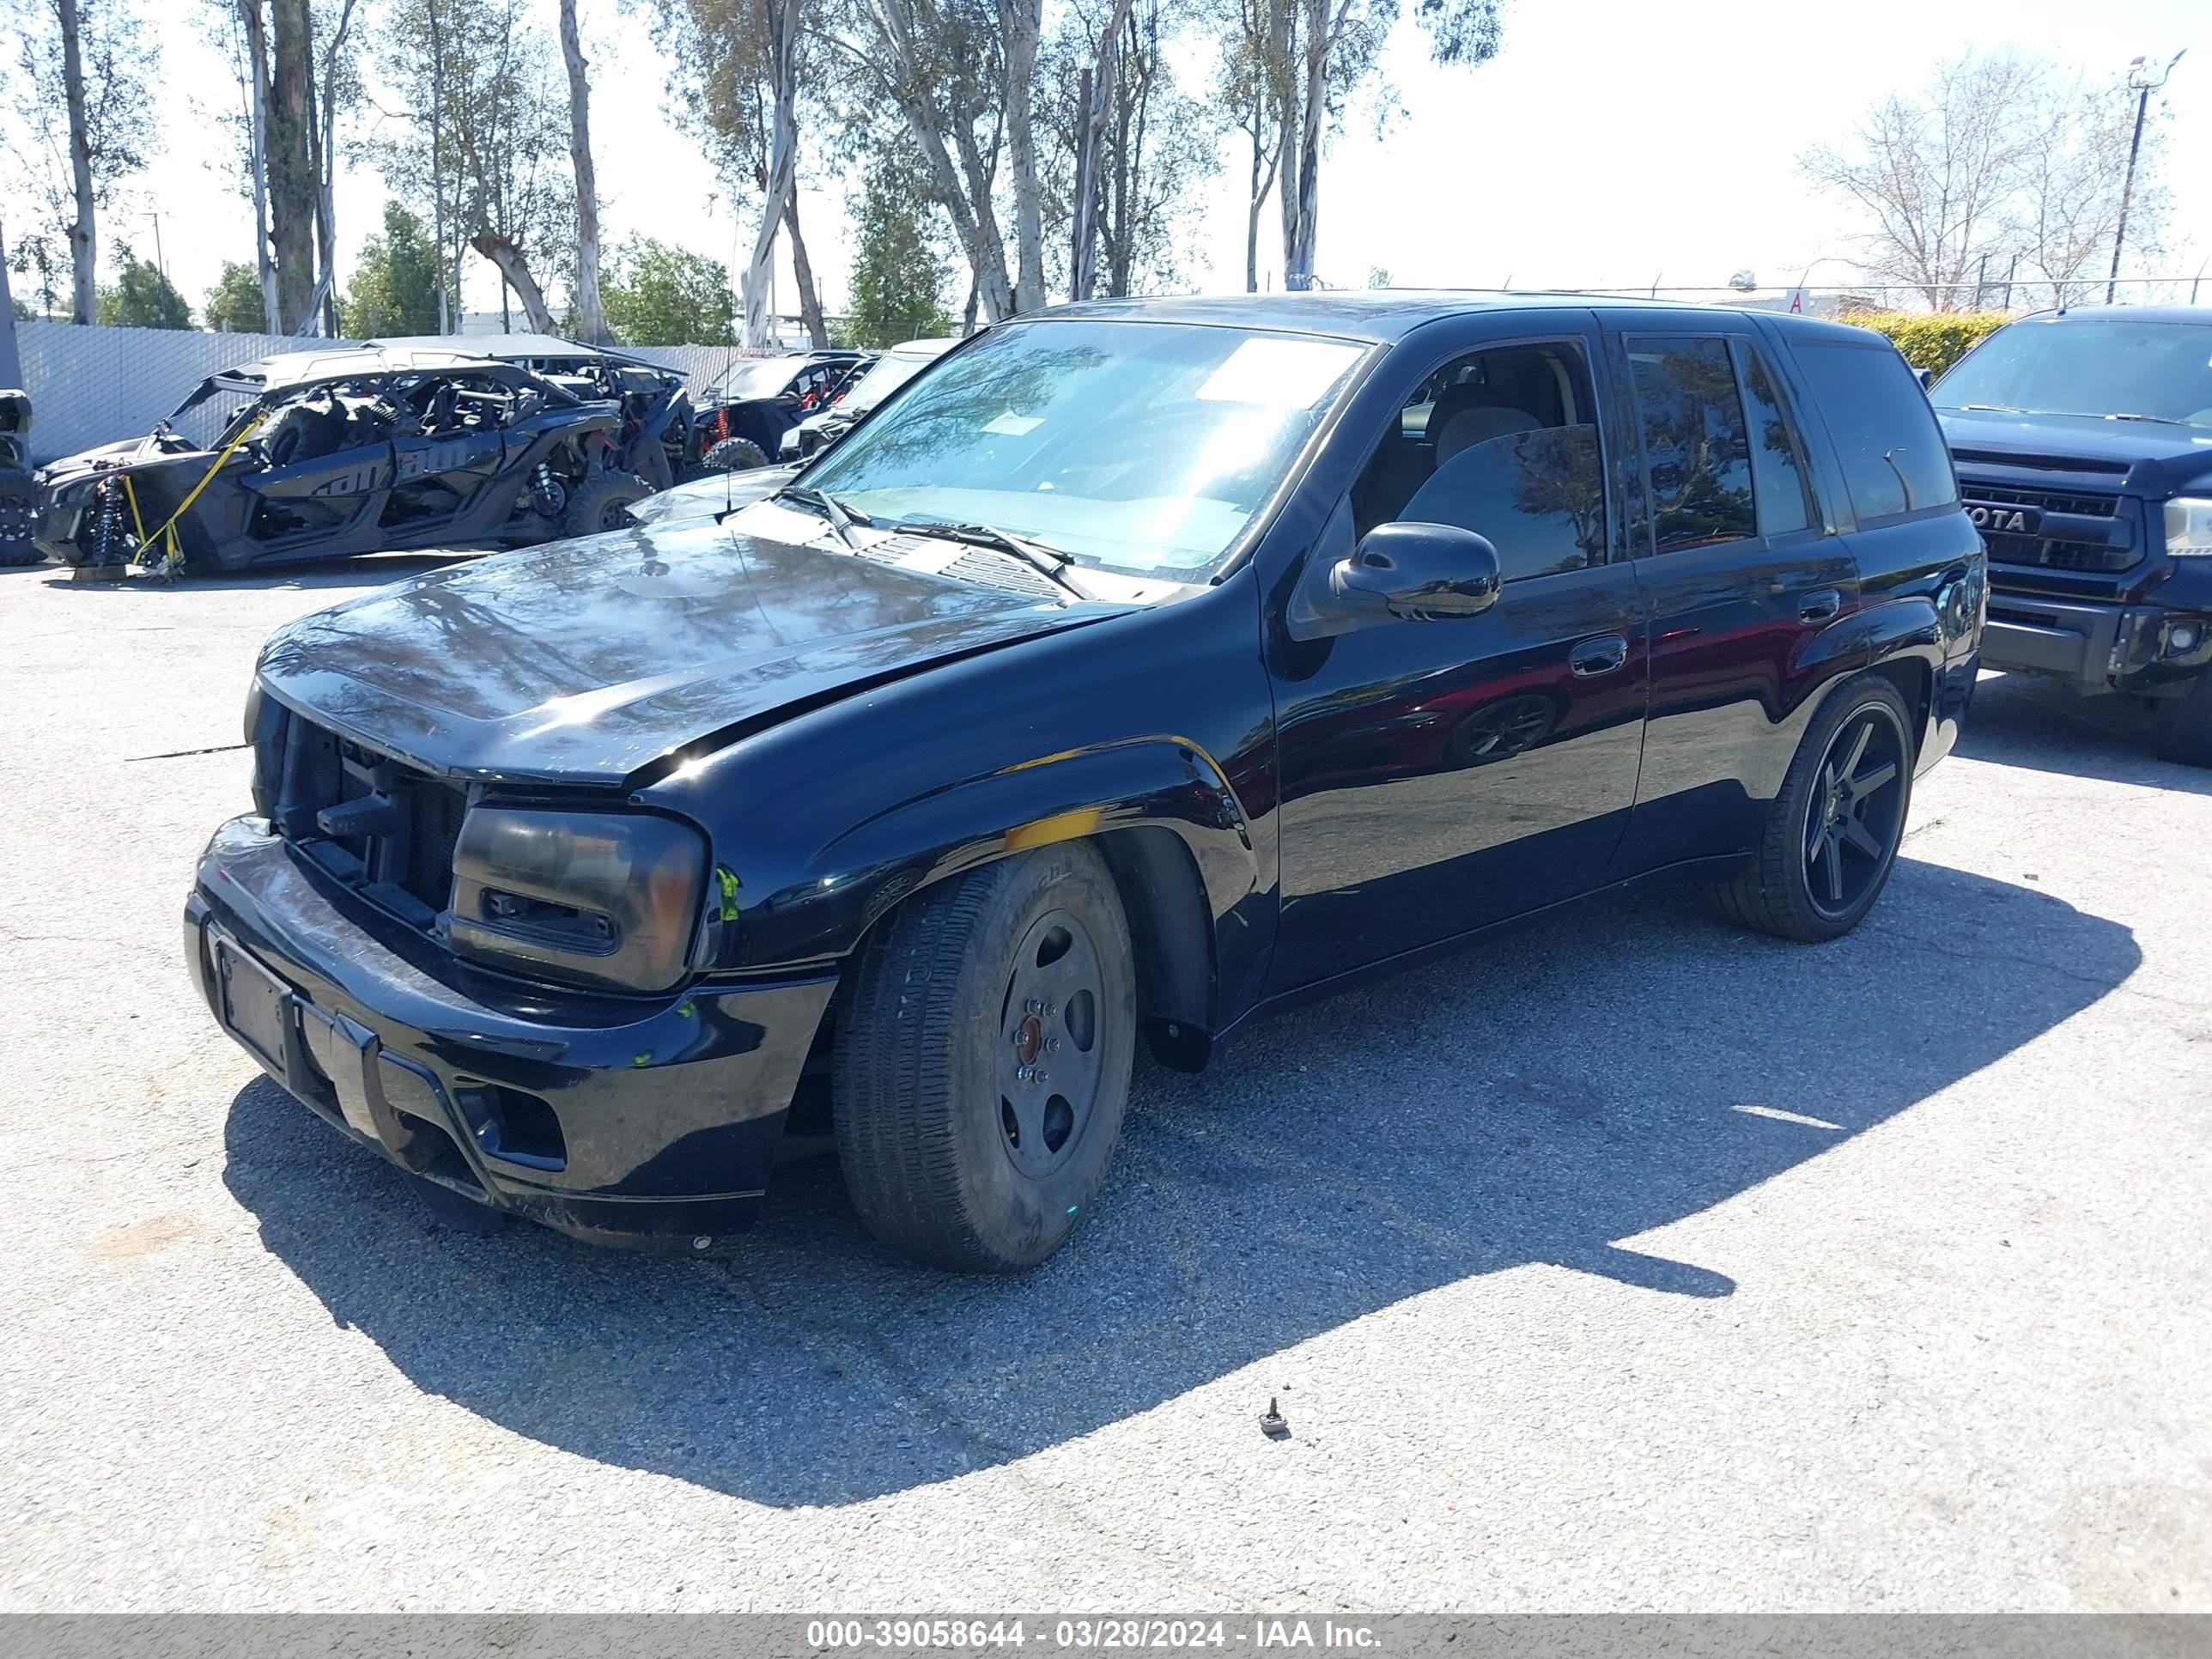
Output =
[
  {"x1": 222, "y1": 856, "x2": 2137, "y2": 1508},
  {"x1": 26, "y1": 552, "x2": 474, "y2": 595},
  {"x1": 1960, "y1": 671, "x2": 2212, "y2": 795}
]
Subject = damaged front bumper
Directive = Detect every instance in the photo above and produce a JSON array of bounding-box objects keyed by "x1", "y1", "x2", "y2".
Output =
[{"x1": 187, "y1": 816, "x2": 835, "y2": 1249}]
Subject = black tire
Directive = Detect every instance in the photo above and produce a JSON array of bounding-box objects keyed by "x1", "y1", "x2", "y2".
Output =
[
  {"x1": 702, "y1": 436, "x2": 771, "y2": 473},
  {"x1": 832, "y1": 842, "x2": 1138, "y2": 1272},
  {"x1": 2152, "y1": 672, "x2": 2212, "y2": 769},
  {"x1": 0, "y1": 478, "x2": 39, "y2": 565},
  {"x1": 1711, "y1": 672, "x2": 1916, "y2": 943},
  {"x1": 562, "y1": 471, "x2": 650, "y2": 538}
]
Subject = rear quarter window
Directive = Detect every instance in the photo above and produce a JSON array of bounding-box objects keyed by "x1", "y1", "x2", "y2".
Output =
[{"x1": 1790, "y1": 342, "x2": 1958, "y2": 524}]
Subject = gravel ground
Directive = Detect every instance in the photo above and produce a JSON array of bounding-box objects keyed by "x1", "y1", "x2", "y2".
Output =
[{"x1": 2, "y1": 555, "x2": 2207, "y2": 1613}]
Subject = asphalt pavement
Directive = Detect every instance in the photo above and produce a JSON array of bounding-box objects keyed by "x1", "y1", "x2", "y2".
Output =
[{"x1": 2, "y1": 554, "x2": 2207, "y2": 1612}]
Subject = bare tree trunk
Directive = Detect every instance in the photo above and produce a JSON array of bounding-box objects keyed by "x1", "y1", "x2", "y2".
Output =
[
  {"x1": 558, "y1": 0, "x2": 606, "y2": 343},
  {"x1": 310, "y1": 0, "x2": 356, "y2": 337},
  {"x1": 237, "y1": 1, "x2": 281, "y2": 331},
  {"x1": 1284, "y1": 0, "x2": 1330, "y2": 290},
  {"x1": 998, "y1": 0, "x2": 1045, "y2": 312},
  {"x1": 427, "y1": 0, "x2": 448, "y2": 332},
  {"x1": 267, "y1": 0, "x2": 319, "y2": 331},
  {"x1": 782, "y1": 193, "x2": 828, "y2": 349},
  {"x1": 866, "y1": 0, "x2": 1017, "y2": 320},
  {"x1": 470, "y1": 233, "x2": 556, "y2": 332},
  {"x1": 742, "y1": 0, "x2": 799, "y2": 349},
  {"x1": 1069, "y1": 0, "x2": 1137, "y2": 302},
  {"x1": 56, "y1": 0, "x2": 95, "y2": 324},
  {"x1": 1245, "y1": 128, "x2": 1264, "y2": 293},
  {"x1": 1272, "y1": 3, "x2": 1297, "y2": 282}
]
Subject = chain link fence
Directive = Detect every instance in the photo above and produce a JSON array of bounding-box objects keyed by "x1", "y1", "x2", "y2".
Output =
[{"x1": 1571, "y1": 275, "x2": 2209, "y2": 317}]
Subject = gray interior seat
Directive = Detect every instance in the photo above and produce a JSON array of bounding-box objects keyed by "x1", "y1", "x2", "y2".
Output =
[{"x1": 1431, "y1": 402, "x2": 1540, "y2": 465}]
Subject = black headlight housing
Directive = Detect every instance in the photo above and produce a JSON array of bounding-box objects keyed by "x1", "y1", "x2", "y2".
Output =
[{"x1": 449, "y1": 806, "x2": 709, "y2": 994}]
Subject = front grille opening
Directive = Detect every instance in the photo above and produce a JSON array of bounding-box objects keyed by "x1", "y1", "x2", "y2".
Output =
[
  {"x1": 1964, "y1": 481, "x2": 2136, "y2": 574},
  {"x1": 267, "y1": 714, "x2": 470, "y2": 931},
  {"x1": 1979, "y1": 530, "x2": 2132, "y2": 573},
  {"x1": 1969, "y1": 483, "x2": 2119, "y2": 520},
  {"x1": 404, "y1": 778, "x2": 468, "y2": 911}
]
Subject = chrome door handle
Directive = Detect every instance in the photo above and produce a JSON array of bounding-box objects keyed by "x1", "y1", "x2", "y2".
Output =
[
  {"x1": 1798, "y1": 590, "x2": 1842, "y2": 623},
  {"x1": 1569, "y1": 634, "x2": 1630, "y2": 677}
]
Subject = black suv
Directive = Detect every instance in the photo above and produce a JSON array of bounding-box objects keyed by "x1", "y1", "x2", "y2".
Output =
[
  {"x1": 189, "y1": 295, "x2": 1981, "y2": 1271},
  {"x1": 1929, "y1": 307, "x2": 2212, "y2": 764}
]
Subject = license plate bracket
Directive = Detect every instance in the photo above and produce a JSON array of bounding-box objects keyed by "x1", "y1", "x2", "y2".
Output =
[{"x1": 216, "y1": 939, "x2": 295, "y2": 1079}]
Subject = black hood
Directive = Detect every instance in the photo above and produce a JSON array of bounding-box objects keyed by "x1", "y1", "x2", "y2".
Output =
[
  {"x1": 255, "y1": 517, "x2": 1133, "y2": 786},
  {"x1": 1938, "y1": 407, "x2": 2212, "y2": 497}
]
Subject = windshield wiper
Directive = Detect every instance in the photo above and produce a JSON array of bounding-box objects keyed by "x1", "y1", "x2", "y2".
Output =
[
  {"x1": 900, "y1": 518, "x2": 1091, "y2": 600},
  {"x1": 775, "y1": 483, "x2": 870, "y2": 550},
  {"x1": 2106, "y1": 412, "x2": 2197, "y2": 427},
  {"x1": 1954, "y1": 403, "x2": 2029, "y2": 413}
]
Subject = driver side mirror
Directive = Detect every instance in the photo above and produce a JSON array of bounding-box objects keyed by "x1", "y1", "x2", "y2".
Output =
[{"x1": 1325, "y1": 521, "x2": 1502, "y2": 623}]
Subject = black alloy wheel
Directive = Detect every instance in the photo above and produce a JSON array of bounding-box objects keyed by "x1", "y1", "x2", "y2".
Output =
[
  {"x1": 1802, "y1": 703, "x2": 1908, "y2": 919},
  {"x1": 1449, "y1": 693, "x2": 1557, "y2": 766},
  {"x1": 1711, "y1": 672, "x2": 1916, "y2": 943}
]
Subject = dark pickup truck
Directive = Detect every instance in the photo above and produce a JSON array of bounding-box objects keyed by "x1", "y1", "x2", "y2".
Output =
[{"x1": 1929, "y1": 307, "x2": 2212, "y2": 765}]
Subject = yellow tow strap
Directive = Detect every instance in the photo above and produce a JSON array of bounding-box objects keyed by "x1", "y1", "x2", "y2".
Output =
[{"x1": 132, "y1": 413, "x2": 266, "y2": 569}]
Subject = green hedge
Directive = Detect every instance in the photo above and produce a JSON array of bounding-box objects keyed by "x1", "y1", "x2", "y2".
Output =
[{"x1": 1838, "y1": 311, "x2": 2010, "y2": 376}]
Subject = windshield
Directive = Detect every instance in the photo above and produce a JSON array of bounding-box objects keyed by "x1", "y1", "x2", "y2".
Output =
[
  {"x1": 708, "y1": 359, "x2": 804, "y2": 402},
  {"x1": 843, "y1": 349, "x2": 938, "y2": 413},
  {"x1": 800, "y1": 319, "x2": 1368, "y2": 580},
  {"x1": 1932, "y1": 319, "x2": 2212, "y2": 428}
]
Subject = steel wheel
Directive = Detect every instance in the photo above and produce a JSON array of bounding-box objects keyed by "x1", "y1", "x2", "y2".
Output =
[
  {"x1": 1802, "y1": 703, "x2": 1907, "y2": 919},
  {"x1": 996, "y1": 908, "x2": 1108, "y2": 1181},
  {"x1": 833, "y1": 842, "x2": 1137, "y2": 1271}
]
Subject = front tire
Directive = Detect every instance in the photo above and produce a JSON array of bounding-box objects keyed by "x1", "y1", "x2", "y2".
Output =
[
  {"x1": 702, "y1": 436, "x2": 771, "y2": 473},
  {"x1": 2153, "y1": 672, "x2": 2212, "y2": 769},
  {"x1": 832, "y1": 843, "x2": 1137, "y2": 1272},
  {"x1": 562, "y1": 471, "x2": 650, "y2": 538},
  {"x1": 1712, "y1": 672, "x2": 1915, "y2": 942}
]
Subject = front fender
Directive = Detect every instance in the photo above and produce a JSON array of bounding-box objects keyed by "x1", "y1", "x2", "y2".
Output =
[{"x1": 706, "y1": 738, "x2": 1261, "y2": 977}]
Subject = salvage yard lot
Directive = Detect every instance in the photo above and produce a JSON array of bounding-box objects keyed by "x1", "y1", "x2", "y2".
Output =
[{"x1": 2, "y1": 555, "x2": 2207, "y2": 1611}]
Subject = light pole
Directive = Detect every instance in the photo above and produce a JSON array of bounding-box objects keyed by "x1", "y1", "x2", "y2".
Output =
[{"x1": 2107, "y1": 49, "x2": 2185, "y2": 306}]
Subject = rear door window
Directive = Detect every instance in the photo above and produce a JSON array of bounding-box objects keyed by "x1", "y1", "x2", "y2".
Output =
[
  {"x1": 1735, "y1": 343, "x2": 1818, "y2": 537},
  {"x1": 1626, "y1": 337, "x2": 1757, "y2": 553},
  {"x1": 1790, "y1": 342, "x2": 1958, "y2": 523}
]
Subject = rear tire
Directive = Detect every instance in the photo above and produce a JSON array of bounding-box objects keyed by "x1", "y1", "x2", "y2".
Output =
[
  {"x1": 702, "y1": 436, "x2": 771, "y2": 473},
  {"x1": 2152, "y1": 672, "x2": 2212, "y2": 769},
  {"x1": 832, "y1": 843, "x2": 1137, "y2": 1273},
  {"x1": 562, "y1": 471, "x2": 650, "y2": 538},
  {"x1": 1711, "y1": 672, "x2": 1915, "y2": 943},
  {"x1": 0, "y1": 477, "x2": 39, "y2": 565}
]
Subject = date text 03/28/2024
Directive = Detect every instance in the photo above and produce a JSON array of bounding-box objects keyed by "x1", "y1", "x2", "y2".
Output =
[{"x1": 806, "y1": 1620, "x2": 1383, "y2": 1650}]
